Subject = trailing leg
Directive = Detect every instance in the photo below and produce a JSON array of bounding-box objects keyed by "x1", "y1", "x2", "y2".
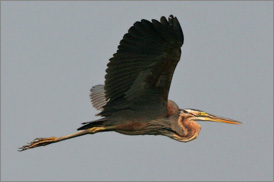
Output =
[{"x1": 18, "y1": 126, "x2": 116, "y2": 151}]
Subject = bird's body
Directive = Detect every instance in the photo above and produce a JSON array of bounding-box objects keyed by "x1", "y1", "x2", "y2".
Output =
[
  {"x1": 19, "y1": 15, "x2": 241, "y2": 151},
  {"x1": 105, "y1": 100, "x2": 179, "y2": 137}
]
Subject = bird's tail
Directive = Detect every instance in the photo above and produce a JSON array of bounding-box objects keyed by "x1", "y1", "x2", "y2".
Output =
[{"x1": 77, "y1": 118, "x2": 108, "y2": 131}]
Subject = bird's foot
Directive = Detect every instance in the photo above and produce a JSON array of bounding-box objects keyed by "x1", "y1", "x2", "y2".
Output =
[{"x1": 18, "y1": 137, "x2": 57, "y2": 152}]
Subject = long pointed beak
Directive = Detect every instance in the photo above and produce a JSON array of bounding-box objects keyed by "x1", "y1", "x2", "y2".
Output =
[{"x1": 195, "y1": 115, "x2": 242, "y2": 125}]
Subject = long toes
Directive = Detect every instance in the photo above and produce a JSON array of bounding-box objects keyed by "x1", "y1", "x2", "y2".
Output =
[{"x1": 18, "y1": 137, "x2": 57, "y2": 152}]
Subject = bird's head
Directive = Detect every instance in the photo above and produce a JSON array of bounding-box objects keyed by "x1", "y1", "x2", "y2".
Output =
[
  {"x1": 183, "y1": 109, "x2": 242, "y2": 125},
  {"x1": 169, "y1": 108, "x2": 241, "y2": 142}
]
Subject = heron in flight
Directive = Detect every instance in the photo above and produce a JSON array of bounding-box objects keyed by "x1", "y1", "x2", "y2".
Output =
[{"x1": 19, "y1": 15, "x2": 241, "y2": 151}]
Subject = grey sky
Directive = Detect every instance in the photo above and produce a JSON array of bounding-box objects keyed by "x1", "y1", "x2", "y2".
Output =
[{"x1": 2, "y1": 1, "x2": 273, "y2": 181}]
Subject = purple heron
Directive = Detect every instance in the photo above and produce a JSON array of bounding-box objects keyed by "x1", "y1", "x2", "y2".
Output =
[{"x1": 19, "y1": 15, "x2": 241, "y2": 151}]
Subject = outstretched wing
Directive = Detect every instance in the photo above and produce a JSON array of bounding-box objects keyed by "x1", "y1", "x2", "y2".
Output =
[
  {"x1": 100, "y1": 15, "x2": 184, "y2": 118},
  {"x1": 89, "y1": 85, "x2": 108, "y2": 111}
]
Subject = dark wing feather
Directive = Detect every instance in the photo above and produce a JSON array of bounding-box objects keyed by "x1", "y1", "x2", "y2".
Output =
[{"x1": 100, "y1": 15, "x2": 184, "y2": 119}]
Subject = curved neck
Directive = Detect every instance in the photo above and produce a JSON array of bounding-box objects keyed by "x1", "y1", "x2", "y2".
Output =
[{"x1": 172, "y1": 110, "x2": 202, "y2": 142}]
